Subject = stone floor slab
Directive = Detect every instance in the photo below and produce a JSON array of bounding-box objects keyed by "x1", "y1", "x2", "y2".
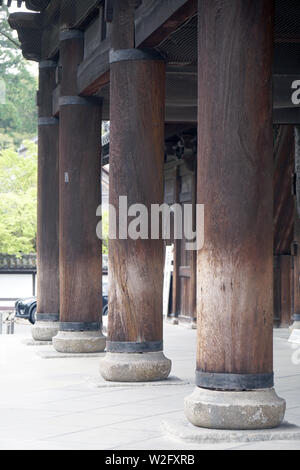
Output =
[
  {"x1": 22, "y1": 338, "x2": 52, "y2": 346},
  {"x1": 289, "y1": 329, "x2": 300, "y2": 344},
  {"x1": 273, "y1": 329, "x2": 291, "y2": 340},
  {"x1": 0, "y1": 323, "x2": 299, "y2": 450},
  {"x1": 89, "y1": 375, "x2": 189, "y2": 388},
  {"x1": 36, "y1": 349, "x2": 106, "y2": 359},
  {"x1": 162, "y1": 419, "x2": 300, "y2": 444}
]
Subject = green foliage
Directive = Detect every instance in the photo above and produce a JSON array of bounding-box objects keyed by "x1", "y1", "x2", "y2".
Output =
[
  {"x1": 0, "y1": 6, "x2": 37, "y2": 149},
  {"x1": 0, "y1": 7, "x2": 20, "y2": 73},
  {"x1": 0, "y1": 7, "x2": 38, "y2": 255},
  {"x1": 0, "y1": 141, "x2": 37, "y2": 255}
]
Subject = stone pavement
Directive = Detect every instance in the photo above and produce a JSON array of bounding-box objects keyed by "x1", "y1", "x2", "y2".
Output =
[{"x1": 0, "y1": 322, "x2": 299, "y2": 450}]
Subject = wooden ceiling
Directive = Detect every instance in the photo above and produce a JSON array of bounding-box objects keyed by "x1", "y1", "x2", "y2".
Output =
[{"x1": 6, "y1": 0, "x2": 300, "y2": 123}]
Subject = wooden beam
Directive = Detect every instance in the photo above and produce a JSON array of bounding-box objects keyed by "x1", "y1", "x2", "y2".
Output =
[
  {"x1": 275, "y1": 37, "x2": 300, "y2": 44},
  {"x1": 42, "y1": 0, "x2": 101, "y2": 29},
  {"x1": 59, "y1": 0, "x2": 101, "y2": 30},
  {"x1": 273, "y1": 108, "x2": 300, "y2": 125},
  {"x1": 135, "y1": 0, "x2": 197, "y2": 47},
  {"x1": 165, "y1": 69, "x2": 197, "y2": 107},
  {"x1": 77, "y1": 38, "x2": 110, "y2": 96},
  {"x1": 51, "y1": 0, "x2": 197, "y2": 81},
  {"x1": 41, "y1": 0, "x2": 102, "y2": 59},
  {"x1": 79, "y1": 60, "x2": 198, "y2": 105}
]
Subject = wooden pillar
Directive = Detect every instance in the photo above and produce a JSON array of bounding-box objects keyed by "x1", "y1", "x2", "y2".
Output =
[
  {"x1": 99, "y1": 0, "x2": 171, "y2": 382},
  {"x1": 274, "y1": 255, "x2": 293, "y2": 328},
  {"x1": 185, "y1": 0, "x2": 285, "y2": 430},
  {"x1": 171, "y1": 167, "x2": 181, "y2": 322},
  {"x1": 290, "y1": 127, "x2": 300, "y2": 333},
  {"x1": 52, "y1": 29, "x2": 105, "y2": 353},
  {"x1": 32, "y1": 60, "x2": 60, "y2": 342},
  {"x1": 292, "y1": 217, "x2": 300, "y2": 328}
]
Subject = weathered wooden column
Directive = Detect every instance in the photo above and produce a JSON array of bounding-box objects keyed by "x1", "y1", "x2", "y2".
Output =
[
  {"x1": 99, "y1": 0, "x2": 171, "y2": 381},
  {"x1": 32, "y1": 60, "x2": 60, "y2": 342},
  {"x1": 52, "y1": 29, "x2": 105, "y2": 353},
  {"x1": 290, "y1": 127, "x2": 300, "y2": 342},
  {"x1": 185, "y1": 0, "x2": 285, "y2": 429}
]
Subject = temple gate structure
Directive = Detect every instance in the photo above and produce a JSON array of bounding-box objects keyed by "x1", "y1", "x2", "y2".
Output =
[{"x1": 6, "y1": 0, "x2": 300, "y2": 429}]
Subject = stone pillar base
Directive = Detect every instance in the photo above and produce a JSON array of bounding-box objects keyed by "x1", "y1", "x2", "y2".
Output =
[
  {"x1": 184, "y1": 387, "x2": 286, "y2": 430},
  {"x1": 99, "y1": 352, "x2": 172, "y2": 382},
  {"x1": 31, "y1": 321, "x2": 59, "y2": 342},
  {"x1": 52, "y1": 330, "x2": 106, "y2": 353}
]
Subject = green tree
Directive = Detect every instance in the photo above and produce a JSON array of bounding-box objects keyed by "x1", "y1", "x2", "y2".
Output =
[
  {"x1": 0, "y1": 7, "x2": 38, "y2": 255},
  {"x1": 0, "y1": 140, "x2": 37, "y2": 254},
  {"x1": 0, "y1": 5, "x2": 37, "y2": 149}
]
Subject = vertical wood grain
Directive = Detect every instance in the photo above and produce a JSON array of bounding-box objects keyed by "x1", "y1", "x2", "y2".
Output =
[
  {"x1": 197, "y1": 0, "x2": 274, "y2": 375},
  {"x1": 37, "y1": 64, "x2": 59, "y2": 316},
  {"x1": 108, "y1": 58, "x2": 165, "y2": 343},
  {"x1": 59, "y1": 35, "x2": 102, "y2": 324}
]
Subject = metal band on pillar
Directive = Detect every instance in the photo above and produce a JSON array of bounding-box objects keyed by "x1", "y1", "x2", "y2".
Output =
[
  {"x1": 195, "y1": 371, "x2": 274, "y2": 391},
  {"x1": 38, "y1": 117, "x2": 59, "y2": 126},
  {"x1": 59, "y1": 96, "x2": 102, "y2": 107},
  {"x1": 39, "y1": 60, "x2": 57, "y2": 69},
  {"x1": 36, "y1": 314, "x2": 59, "y2": 322},
  {"x1": 59, "y1": 322, "x2": 102, "y2": 332},
  {"x1": 109, "y1": 49, "x2": 165, "y2": 64},
  {"x1": 59, "y1": 29, "x2": 83, "y2": 42},
  {"x1": 106, "y1": 341, "x2": 163, "y2": 353}
]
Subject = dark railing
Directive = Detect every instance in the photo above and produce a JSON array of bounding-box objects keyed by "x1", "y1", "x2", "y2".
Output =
[
  {"x1": 0, "y1": 254, "x2": 36, "y2": 273},
  {"x1": 0, "y1": 253, "x2": 107, "y2": 274}
]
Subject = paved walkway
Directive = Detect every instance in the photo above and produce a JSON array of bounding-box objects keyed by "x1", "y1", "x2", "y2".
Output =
[{"x1": 0, "y1": 322, "x2": 299, "y2": 450}]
